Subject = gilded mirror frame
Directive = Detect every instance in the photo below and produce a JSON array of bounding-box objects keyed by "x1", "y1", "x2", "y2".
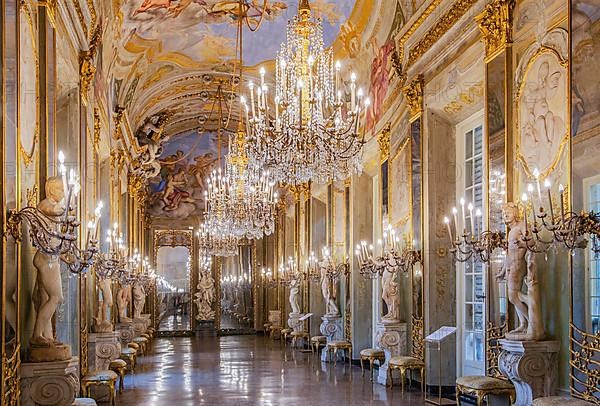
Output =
[{"x1": 153, "y1": 229, "x2": 194, "y2": 337}]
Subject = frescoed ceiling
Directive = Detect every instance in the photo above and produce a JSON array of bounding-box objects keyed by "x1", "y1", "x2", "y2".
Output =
[{"x1": 109, "y1": 0, "x2": 411, "y2": 219}]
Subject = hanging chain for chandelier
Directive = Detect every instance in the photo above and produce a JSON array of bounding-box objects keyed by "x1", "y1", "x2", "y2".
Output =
[
  {"x1": 202, "y1": 0, "x2": 278, "y2": 242},
  {"x1": 241, "y1": 0, "x2": 370, "y2": 185}
]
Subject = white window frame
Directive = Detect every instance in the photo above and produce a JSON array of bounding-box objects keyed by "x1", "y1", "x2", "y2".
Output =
[
  {"x1": 583, "y1": 174, "x2": 600, "y2": 334},
  {"x1": 455, "y1": 111, "x2": 486, "y2": 377}
]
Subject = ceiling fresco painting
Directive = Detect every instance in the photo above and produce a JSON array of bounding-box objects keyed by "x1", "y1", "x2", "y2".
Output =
[{"x1": 147, "y1": 130, "x2": 228, "y2": 219}]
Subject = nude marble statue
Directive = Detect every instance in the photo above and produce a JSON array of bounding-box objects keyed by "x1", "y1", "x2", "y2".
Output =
[
  {"x1": 381, "y1": 269, "x2": 400, "y2": 323},
  {"x1": 92, "y1": 277, "x2": 114, "y2": 333},
  {"x1": 496, "y1": 202, "x2": 545, "y2": 341},
  {"x1": 117, "y1": 284, "x2": 132, "y2": 323},
  {"x1": 132, "y1": 282, "x2": 146, "y2": 319},
  {"x1": 30, "y1": 176, "x2": 71, "y2": 361},
  {"x1": 320, "y1": 267, "x2": 339, "y2": 316},
  {"x1": 289, "y1": 276, "x2": 301, "y2": 314}
]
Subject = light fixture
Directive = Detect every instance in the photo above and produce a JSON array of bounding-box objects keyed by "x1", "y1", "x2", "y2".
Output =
[
  {"x1": 197, "y1": 222, "x2": 239, "y2": 257},
  {"x1": 242, "y1": 0, "x2": 369, "y2": 185}
]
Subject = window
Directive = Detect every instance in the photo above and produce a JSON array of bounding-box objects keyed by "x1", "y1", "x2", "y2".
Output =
[
  {"x1": 456, "y1": 115, "x2": 485, "y2": 376},
  {"x1": 586, "y1": 180, "x2": 600, "y2": 334}
]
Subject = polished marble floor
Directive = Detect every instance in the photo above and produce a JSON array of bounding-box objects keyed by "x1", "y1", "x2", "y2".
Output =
[{"x1": 117, "y1": 336, "x2": 426, "y2": 405}]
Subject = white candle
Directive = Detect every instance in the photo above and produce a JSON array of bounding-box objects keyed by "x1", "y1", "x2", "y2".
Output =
[
  {"x1": 451, "y1": 207, "x2": 458, "y2": 240},
  {"x1": 559, "y1": 184, "x2": 565, "y2": 222},
  {"x1": 460, "y1": 198, "x2": 466, "y2": 234},
  {"x1": 249, "y1": 81, "x2": 256, "y2": 118},
  {"x1": 335, "y1": 61, "x2": 341, "y2": 94},
  {"x1": 468, "y1": 202, "x2": 475, "y2": 236},
  {"x1": 350, "y1": 72, "x2": 356, "y2": 111},
  {"x1": 444, "y1": 216, "x2": 453, "y2": 241}
]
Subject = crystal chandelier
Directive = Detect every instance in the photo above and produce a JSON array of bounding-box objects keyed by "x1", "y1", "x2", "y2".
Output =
[
  {"x1": 203, "y1": 125, "x2": 278, "y2": 240},
  {"x1": 242, "y1": 0, "x2": 369, "y2": 185},
  {"x1": 197, "y1": 222, "x2": 239, "y2": 257}
]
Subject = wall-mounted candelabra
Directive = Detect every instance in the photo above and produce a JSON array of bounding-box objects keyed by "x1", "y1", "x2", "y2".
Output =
[
  {"x1": 5, "y1": 151, "x2": 100, "y2": 274},
  {"x1": 260, "y1": 267, "x2": 278, "y2": 288},
  {"x1": 94, "y1": 222, "x2": 129, "y2": 280},
  {"x1": 355, "y1": 225, "x2": 422, "y2": 278},
  {"x1": 519, "y1": 177, "x2": 598, "y2": 253},
  {"x1": 278, "y1": 252, "x2": 320, "y2": 285},
  {"x1": 318, "y1": 246, "x2": 350, "y2": 281}
]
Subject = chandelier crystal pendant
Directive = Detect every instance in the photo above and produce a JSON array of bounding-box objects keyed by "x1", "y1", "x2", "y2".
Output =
[
  {"x1": 242, "y1": 0, "x2": 370, "y2": 185},
  {"x1": 197, "y1": 222, "x2": 239, "y2": 257},
  {"x1": 203, "y1": 125, "x2": 279, "y2": 240}
]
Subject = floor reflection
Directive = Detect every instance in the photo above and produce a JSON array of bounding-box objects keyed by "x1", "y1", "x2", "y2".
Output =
[
  {"x1": 117, "y1": 336, "x2": 426, "y2": 406},
  {"x1": 158, "y1": 313, "x2": 190, "y2": 331}
]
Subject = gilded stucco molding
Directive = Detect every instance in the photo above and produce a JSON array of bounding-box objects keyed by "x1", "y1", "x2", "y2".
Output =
[
  {"x1": 406, "y1": 0, "x2": 479, "y2": 69},
  {"x1": 402, "y1": 75, "x2": 424, "y2": 122},
  {"x1": 80, "y1": 22, "x2": 103, "y2": 106},
  {"x1": 377, "y1": 123, "x2": 391, "y2": 162},
  {"x1": 37, "y1": 0, "x2": 57, "y2": 27},
  {"x1": 475, "y1": 0, "x2": 515, "y2": 62},
  {"x1": 93, "y1": 108, "x2": 101, "y2": 153}
]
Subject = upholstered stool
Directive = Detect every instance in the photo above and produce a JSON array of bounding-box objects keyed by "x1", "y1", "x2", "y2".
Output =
[
  {"x1": 140, "y1": 332, "x2": 150, "y2": 341},
  {"x1": 127, "y1": 342, "x2": 141, "y2": 356},
  {"x1": 270, "y1": 326, "x2": 282, "y2": 340},
  {"x1": 263, "y1": 322, "x2": 273, "y2": 334},
  {"x1": 72, "y1": 398, "x2": 97, "y2": 405},
  {"x1": 388, "y1": 355, "x2": 425, "y2": 392},
  {"x1": 310, "y1": 336, "x2": 327, "y2": 354},
  {"x1": 120, "y1": 347, "x2": 137, "y2": 374},
  {"x1": 281, "y1": 328, "x2": 292, "y2": 344},
  {"x1": 109, "y1": 359, "x2": 128, "y2": 393},
  {"x1": 359, "y1": 348, "x2": 385, "y2": 381},
  {"x1": 326, "y1": 340, "x2": 352, "y2": 366},
  {"x1": 456, "y1": 376, "x2": 515, "y2": 406},
  {"x1": 290, "y1": 331, "x2": 310, "y2": 348},
  {"x1": 81, "y1": 370, "x2": 118, "y2": 406},
  {"x1": 132, "y1": 336, "x2": 148, "y2": 355},
  {"x1": 533, "y1": 397, "x2": 594, "y2": 405}
]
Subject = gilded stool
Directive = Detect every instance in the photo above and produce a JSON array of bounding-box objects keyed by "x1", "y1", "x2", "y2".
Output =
[
  {"x1": 310, "y1": 336, "x2": 327, "y2": 354},
  {"x1": 359, "y1": 348, "x2": 385, "y2": 381},
  {"x1": 290, "y1": 331, "x2": 310, "y2": 349},
  {"x1": 120, "y1": 347, "x2": 137, "y2": 374},
  {"x1": 109, "y1": 359, "x2": 128, "y2": 393},
  {"x1": 533, "y1": 397, "x2": 594, "y2": 405},
  {"x1": 270, "y1": 326, "x2": 282, "y2": 340},
  {"x1": 263, "y1": 322, "x2": 273, "y2": 335},
  {"x1": 456, "y1": 376, "x2": 515, "y2": 406},
  {"x1": 72, "y1": 398, "x2": 97, "y2": 405},
  {"x1": 388, "y1": 355, "x2": 425, "y2": 392},
  {"x1": 281, "y1": 328, "x2": 293, "y2": 344},
  {"x1": 127, "y1": 342, "x2": 141, "y2": 356},
  {"x1": 81, "y1": 370, "x2": 118, "y2": 406},
  {"x1": 327, "y1": 340, "x2": 352, "y2": 366},
  {"x1": 132, "y1": 337, "x2": 148, "y2": 355}
]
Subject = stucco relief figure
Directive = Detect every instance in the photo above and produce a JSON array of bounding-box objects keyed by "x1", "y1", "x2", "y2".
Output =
[
  {"x1": 92, "y1": 278, "x2": 114, "y2": 333},
  {"x1": 496, "y1": 203, "x2": 545, "y2": 341},
  {"x1": 132, "y1": 282, "x2": 146, "y2": 319},
  {"x1": 381, "y1": 269, "x2": 400, "y2": 323},
  {"x1": 320, "y1": 268, "x2": 339, "y2": 316},
  {"x1": 289, "y1": 276, "x2": 301, "y2": 314},
  {"x1": 195, "y1": 272, "x2": 216, "y2": 321},
  {"x1": 30, "y1": 177, "x2": 68, "y2": 352},
  {"x1": 117, "y1": 284, "x2": 133, "y2": 323}
]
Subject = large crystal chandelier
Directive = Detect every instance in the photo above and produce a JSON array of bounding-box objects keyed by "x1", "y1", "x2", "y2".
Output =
[
  {"x1": 242, "y1": 0, "x2": 370, "y2": 185},
  {"x1": 203, "y1": 125, "x2": 278, "y2": 240},
  {"x1": 197, "y1": 222, "x2": 239, "y2": 257}
]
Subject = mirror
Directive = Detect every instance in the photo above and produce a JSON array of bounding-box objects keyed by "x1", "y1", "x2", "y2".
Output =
[
  {"x1": 220, "y1": 244, "x2": 255, "y2": 333},
  {"x1": 156, "y1": 246, "x2": 191, "y2": 333}
]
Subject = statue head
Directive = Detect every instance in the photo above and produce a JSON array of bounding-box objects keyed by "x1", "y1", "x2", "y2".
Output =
[
  {"x1": 45, "y1": 176, "x2": 65, "y2": 202},
  {"x1": 502, "y1": 202, "x2": 520, "y2": 225}
]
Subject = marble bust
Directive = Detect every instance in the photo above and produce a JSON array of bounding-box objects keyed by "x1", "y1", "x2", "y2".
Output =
[
  {"x1": 496, "y1": 202, "x2": 545, "y2": 341},
  {"x1": 30, "y1": 176, "x2": 71, "y2": 361}
]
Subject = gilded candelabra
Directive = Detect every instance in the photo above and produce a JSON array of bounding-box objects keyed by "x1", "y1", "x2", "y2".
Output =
[
  {"x1": 355, "y1": 225, "x2": 422, "y2": 278},
  {"x1": 5, "y1": 151, "x2": 100, "y2": 274}
]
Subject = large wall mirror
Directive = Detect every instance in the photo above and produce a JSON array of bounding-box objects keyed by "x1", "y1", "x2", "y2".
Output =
[
  {"x1": 154, "y1": 230, "x2": 193, "y2": 336},
  {"x1": 219, "y1": 243, "x2": 256, "y2": 334}
]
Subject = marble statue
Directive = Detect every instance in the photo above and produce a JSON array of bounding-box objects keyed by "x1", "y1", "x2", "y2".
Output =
[
  {"x1": 132, "y1": 282, "x2": 146, "y2": 319},
  {"x1": 92, "y1": 277, "x2": 114, "y2": 333},
  {"x1": 320, "y1": 267, "x2": 339, "y2": 316},
  {"x1": 289, "y1": 276, "x2": 301, "y2": 314},
  {"x1": 116, "y1": 284, "x2": 132, "y2": 323},
  {"x1": 195, "y1": 271, "x2": 216, "y2": 321},
  {"x1": 496, "y1": 202, "x2": 545, "y2": 341},
  {"x1": 30, "y1": 176, "x2": 71, "y2": 361},
  {"x1": 381, "y1": 269, "x2": 400, "y2": 323}
]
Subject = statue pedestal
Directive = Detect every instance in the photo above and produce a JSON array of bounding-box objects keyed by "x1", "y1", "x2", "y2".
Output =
[
  {"x1": 320, "y1": 314, "x2": 344, "y2": 362},
  {"x1": 288, "y1": 312, "x2": 303, "y2": 332},
  {"x1": 133, "y1": 317, "x2": 150, "y2": 336},
  {"x1": 116, "y1": 322, "x2": 135, "y2": 345},
  {"x1": 20, "y1": 357, "x2": 79, "y2": 406},
  {"x1": 195, "y1": 320, "x2": 217, "y2": 338},
  {"x1": 89, "y1": 332, "x2": 121, "y2": 371},
  {"x1": 374, "y1": 321, "x2": 407, "y2": 386},
  {"x1": 498, "y1": 339, "x2": 560, "y2": 405}
]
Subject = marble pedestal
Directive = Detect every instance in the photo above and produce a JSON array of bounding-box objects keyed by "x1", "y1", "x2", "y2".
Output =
[
  {"x1": 320, "y1": 314, "x2": 344, "y2": 362},
  {"x1": 498, "y1": 339, "x2": 560, "y2": 406},
  {"x1": 89, "y1": 332, "x2": 121, "y2": 371},
  {"x1": 21, "y1": 357, "x2": 79, "y2": 406},
  {"x1": 374, "y1": 321, "x2": 407, "y2": 385},
  {"x1": 288, "y1": 312, "x2": 303, "y2": 332},
  {"x1": 116, "y1": 322, "x2": 135, "y2": 345}
]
